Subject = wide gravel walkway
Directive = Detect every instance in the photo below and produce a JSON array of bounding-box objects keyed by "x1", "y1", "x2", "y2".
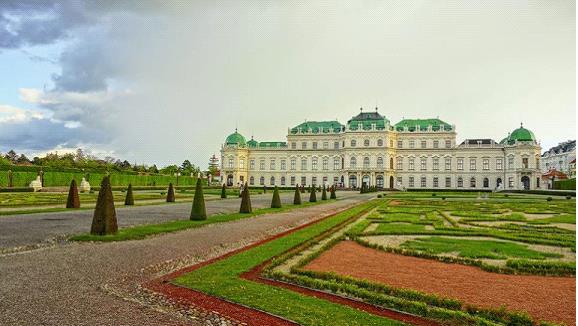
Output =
[
  {"x1": 0, "y1": 192, "x2": 373, "y2": 325},
  {"x1": 0, "y1": 191, "x2": 331, "y2": 252}
]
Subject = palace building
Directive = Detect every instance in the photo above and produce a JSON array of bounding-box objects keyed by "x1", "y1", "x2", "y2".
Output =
[{"x1": 220, "y1": 108, "x2": 542, "y2": 190}]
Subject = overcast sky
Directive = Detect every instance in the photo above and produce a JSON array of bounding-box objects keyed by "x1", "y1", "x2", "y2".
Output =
[{"x1": 0, "y1": 0, "x2": 575, "y2": 167}]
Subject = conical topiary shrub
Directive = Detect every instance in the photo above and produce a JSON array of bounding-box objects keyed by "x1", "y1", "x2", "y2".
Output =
[
  {"x1": 66, "y1": 179, "x2": 80, "y2": 208},
  {"x1": 321, "y1": 185, "x2": 327, "y2": 200},
  {"x1": 240, "y1": 183, "x2": 252, "y2": 213},
  {"x1": 124, "y1": 184, "x2": 134, "y2": 205},
  {"x1": 263, "y1": 185, "x2": 267, "y2": 194},
  {"x1": 221, "y1": 183, "x2": 227, "y2": 199},
  {"x1": 271, "y1": 186, "x2": 281, "y2": 208},
  {"x1": 166, "y1": 183, "x2": 175, "y2": 202},
  {"x1": 293, "y1": 185, "x2": 302, "y2": 205},
  {"x1": 309, "y1": 186, "x2": 317, "y2": 202},
  {"x1": 330, "y1": 185, "x2": 337, "y2": 199},
  {"x1": 190, "y1": 178, "x2": 207, "y2": 220},
  {"x1": 90, "y1": 176, "x2": 118, "y2": 235}
]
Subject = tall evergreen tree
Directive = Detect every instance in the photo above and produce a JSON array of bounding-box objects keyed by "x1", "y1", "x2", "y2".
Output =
[
  {"x1": 271, "y1": 186, "x2": 282, "y2": 208},
  {"x1": 240, "y1": 183, "x2": 252, "y2": 213},
  {"x1": 321, "y1": 185, "x2": 327, "y2": 200},
  {"x1": 124, "y1": 184, "x2": 134, "y2": 205},
  {"x1": 293, "y1": 184, "x2": 302, "y2": 205},
  {"x1": 190, "y1": 178, "x2": 207, "y2": 220},
  {"x1": 330, "y1": 185, "x2": 337, "y2": 199},
  {"x1": 66, "y1": 179, "x2": 80, "y2": 208},
  {"x1": 309, "y1": 186, "x2": 317, "y2": 202},
  {"x1": 90, "y1": 176, "x2": 118, "y2": 235},
  {"x1": 221, "y1": 183, "x2": 227, "y2": 199},
  {"x1": 166, "y1": 183, "x2": 176, "y2": 202}
]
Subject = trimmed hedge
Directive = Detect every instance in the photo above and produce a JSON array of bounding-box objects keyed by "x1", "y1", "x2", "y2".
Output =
[
  {"x1": 502, "y1": 189, "x2": 575, "y2": 197},
  {"x1": 554, "y1": 178, "x2": 576, "y2": 190}
]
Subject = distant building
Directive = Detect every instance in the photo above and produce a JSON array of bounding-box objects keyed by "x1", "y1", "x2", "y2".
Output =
[
  {"x1": 541, "y1": 140, "x2": 576, "y2": 174},
  {"x1": 569, "y1": 158, "x2": 576, "y2": 179},
  {"x1": 220, "y1": 108, "x2": 542, "y2": 190},
  {"x1": 541, "y1": 169, "x2": 568, "y2": 189}
]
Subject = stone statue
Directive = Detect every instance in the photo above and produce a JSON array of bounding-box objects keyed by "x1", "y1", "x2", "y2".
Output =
[
  {"x1": 79, "y1": 177, "x2": 91, "y2": 193},
  {"x1": 29, "y1": 176, "x2": 42, "y2": 192}
]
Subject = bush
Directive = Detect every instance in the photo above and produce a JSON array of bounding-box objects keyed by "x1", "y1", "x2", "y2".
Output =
[
  {"x1": 293, "y1": 185, "x2": 302, "y2": 205},
  {"x1": 442, "y1": 197, "x2": 446, "y2": 200},
  {"x1": 546, "y1": 197, "x2": 552, "y2": 202},
  {"x1": 166, "y1": 183, "x2": 176, "y2": 202},
  {"x1": 432, "y1": 193, "x2": 437, "y2": 197},
  {"x1": 190, "y1": 179, "x2": 207, "y2": 220},
  {"x1": 309, "y1": 186, "x2": 317, "y2": 202},
  {"x1": 377, "y1": 194, "x2": 382, "y2": 198},
  {"x1": 221, "y1": 183, "x2": 227, "y2": 199},
  {"x1": 66, "y1": 179, "x2": 80, "y2": 208},
  {"x1": 321, "y1": 186, "x2": 327, "y2": 200},
  {"x1": 240, "y1": 183, "x2": 252, "y2": 213},
  {"x1": 90, "y1": 176, "x2": 118, "y2": 235},
  {"x1": 271, "y1": 186, "x2": 282, "y2": 208},
  {"x1": 124, "y1": 184, "x2": 134, "y2": 205},
  {"x1": 566, "y1": 195, "x2": 572, "y2": 200},
  {"x1": 330, "y1": 186, "x2": 337, "y2": 200},
  {"x1": 0, "y1": 187, "x2": 34, "y2": 192}
]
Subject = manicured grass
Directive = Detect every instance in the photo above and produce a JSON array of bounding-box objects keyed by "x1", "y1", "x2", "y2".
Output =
[
  {"x1": 70, "y1": 200, "x2": 336, "y2": 242},
  {"x1": 400, "y1": 236, "x2": 562, "y2": 260},
  {"x1": 527, "y1": 214, "x2": 576, "y2": 225},
  {"x1": 374, "y1": 222, "x2": 429, "y2": 233},
  {"x1": 174, "y1": 201, "x2": 403, "y2": 326}
]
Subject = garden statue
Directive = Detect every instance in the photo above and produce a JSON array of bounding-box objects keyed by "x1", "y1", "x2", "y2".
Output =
[
  {"x1": 79, "y1": 177, "x2": 91, "y2": 193},
  {"x1": 29, "y1": 176, "x2": 42, "y2": 192}
]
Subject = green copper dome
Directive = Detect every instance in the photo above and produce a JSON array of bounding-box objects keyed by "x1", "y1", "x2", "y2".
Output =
[
  {"x1": 501, "y1": 124, "x2": 536, "y2": 145},
  {"x1": 247, "y1": 137, "x2": 258, "y2": 147},
  {"x1": 225, "y1": 130, "x2": 246, "y2": 146}
]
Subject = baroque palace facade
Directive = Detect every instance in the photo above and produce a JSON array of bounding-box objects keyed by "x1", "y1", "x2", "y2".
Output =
[{"x1": 220, "y1": 109, "x2": 542, "y2": 190}]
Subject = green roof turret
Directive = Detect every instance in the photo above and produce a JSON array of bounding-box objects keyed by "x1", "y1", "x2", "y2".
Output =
[{"x1": 225, "y1": 129, "x2": 247, "y2": 146}]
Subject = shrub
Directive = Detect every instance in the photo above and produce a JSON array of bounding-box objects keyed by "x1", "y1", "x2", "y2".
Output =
[
  {"x1": 166, "y1": 183, "x2": 176, "y2": 202},
  {"x1": 190, "y1": 179, "x2": 207, "y2": 220},
  {"x1": 66, "y1": 179, "x2": 80, "y2": 208},
  {"x1": 432, "y1": 193, "x2": 437, "y2": 197},
  {"x1": 124, "y1": 184, "x2": 134, "y2": 205},
  {"x1": 442, "y1": 197, "x2": 446, "y2": 200},
  {"x1": 377, "y1": 194, "x2": 382, "y2": 198},
  {"x1": 293, "y1": 185, "x2": 302, "y2": 205},
  {"x1": 330, "y1": 186, "x2": 337, "y2": 199},
  {"x1": 566, "y1": 195, "x2": 571, "y2": 200},
  {"x1": 90, "y1": 176, "x2": 118, "y2": 235},
  {"x1": 309, "y1": 186, "x2": 317, "y2": 202},
  {"x1": 271, "y1": 186, "x2": 282, "y2": 208},
  {"x1": 546, "y1": 197, "x2": 552, "y2": 202},
  {"x1": 263, "y1": 185, "x2": 267, "y2": 194},
  {"x1": 221, "y1": 183, "x2": 227, "y2": 199},
  {"x1": 240, "y1": 183, "x2": 252, "y2": 213},
  {"x1": 321, "y1": 186, "x2": 327, "y2": 200}
]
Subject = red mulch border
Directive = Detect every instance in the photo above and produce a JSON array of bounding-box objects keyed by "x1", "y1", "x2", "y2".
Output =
[{"x1": 144, "y1": 203, "x2": 439, "y2": 326}]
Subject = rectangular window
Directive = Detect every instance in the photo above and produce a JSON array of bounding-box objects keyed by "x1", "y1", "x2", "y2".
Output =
[
  {"x1": 312, "y1": 176, "x2": 317, "y2": 185},
  {"x1": 508, "y1": 177, "x2": 514, "y2": 188},
  {"x1": 301, "y1": 142, "x2": 307, "y2": 149},
  {"x1": 239, "y1": 159, "x2": 245, "y2": 169},
  {"x1": 496, "y1": 158, "x2": 503, "y2": 170},
  {"x1": 312, "y1": 158, "x2": 318, "y2": 170},
  {"x1": 420, "y1": 158, "x2": 427, "y2": 171},
  {"x1": 469, "y1": 158, "x2": 476, "y2": 170},
  {"x1": 334, "y1": 158, "x2": 340, "y2": 170},
  {"x1": 228, "y1": 158, "x2": 234, "y2": 169},
  {"x1": 445, "y1": 158, "x2": 451, "y2": 170},
  {"x1": 333, "y1": 176, "x2": 339, "y2": 184},
  {"x1": 433, "y1": 140, "x2": 439, "y2": 148},
  {"x1": 290, "y1": 176, "x2": 296, "y2": 186},
  {"x1": 433, "y1": 177, "x2": 439, "y2": 188},
  {"x1": 260, "y1": 177, "x2": 265, "y2": 185},
  {"x1": 280, "y1": 160, "x2": 286, "y2": 170},
  {"x1": 409, "y1": 158, "x2": 415, "y2": 170},
  {"x1": 522, "y1": 157, "x2": 529, "y2": 169},
  {"x1": 409, "y1": 140, "x2": 415, "y2": 148},
  {"x1": 334, "y1": 141, "x2": 339, "y2": 149},
  {"x1": 301, "y1": 159, "x2": 307, "y2": 170},
  {"x1": 250, "y1": 177, "x2": 254, "y2": 185},
  {"x1": 397, "y1": 140, "x2": 403, "y2": 148},
  {"x1": 445, "y1": 177, "x2": 451, "y2": 188},
  {"x1": 390, "y1": 140, "x2": 394, "y2": 148},
  {"x1": 259, "y1": 160, "x2": 265, "y2": 170},
  {"x1": 445, "y1": 140, "x2": 451, "y2": 148},
  {"x1": 421, "y1": 176, "x2": 426, "y2": 188},
  {"x1": 482, "y1": 159, "x2": 489, "y2": 170},
  {"x1": 322, "y1": 176, "x2": 328, "y2": 184},
  {"x1": 457, "y1": 158, "x2": 463, "y2": 170},
  {"x1": 409, "y1": 176, "x2": 414, "y2": 187},
  {"x1": 291, "y1": 142, "x2": 296, "y2": 149},
  {"x1": 312, "y1": 142, "x2": 318, "y2": 150},
  {"x1": 396, "y1": 157, "x2": 403, "y2": 170},
  {"x1": 290, "y1": 159, "x2": 296, "y2": 170},
  {"x1": 250, "y1": 159, "x2": 255, "y2": 169},
  {"x1": 457, "y1": 178, "x2": 463, "y2": 188},
  {"x1": 396, "y1": 176, "x2": 402, "y2": 186},
  {"x1": 280, "y1": 177, "x2": 286, "y2": 185},
  {"x1": 433, "y1": 158, "x2": 439, "y2": 170},
  {"x1": 421, "y1": 140, "x2": 427, "y2": 148},
  {"x1": 508, "y1": 157, "x2": 514, "y2": 169},
  {"x1": 270, "y1": 159, "x2": 276, "y2": 170},
  {"x1": 301, "y1": 176, "x2": 306, "y2": 186},
  {"x1": 322, "y1": 158, "x2": 328, "y2": 170},
  {"x1": 323, "y1": 142, "x2": 328, "y2": 149}
]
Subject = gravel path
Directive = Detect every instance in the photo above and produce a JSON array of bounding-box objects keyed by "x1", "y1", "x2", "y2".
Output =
[
  {"x1": 0, "y1": 192, "x2": 338, "y2": 252},
  {"x1": 0, "y1": 193, "x2": 373, "y2": 326}
]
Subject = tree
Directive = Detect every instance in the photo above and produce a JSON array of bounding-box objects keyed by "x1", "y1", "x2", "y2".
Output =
[
  {"x1": 330, "y1": 185, "x2": 337, "y2": 199},
  {"x1": 239, "y1": 183, "x2": 252, "y2": 213},
  {"x1": 190, "y1": 178, "x2": 207, "y2": 220},
  {"x1": 66, "y1": 179, "x2": 80, "y2": 208},
  {"x1": 125, "y1": 184, "x2": 134, "y2": 205},
  {"x1": 309, "y1": 186, "x2": 317, "y2": 202},
  {"x1": 271, "y1": 186, "x2": 281, "y2": 208},
  {"x1": 5, "y1": 150, "x2": 17, "y2": 163},
  {"x1": 221, "y1": 183, "x2": 227, "y2": 198},
  {"x1": 166, "y1": 183, "x2": 176, "y2": 202},
  {"x1": 321, "y1": 185, "x2": 327, "y2": 200},
  {"x1": 293, "y1": 185, "x2": 302, "y2": 205},
  {"x1": 90, "y1": 176, "x2": 118, "y2": 235},
  {"x1": 16, "y1": 154, "x2": 31, "y2": 164}
]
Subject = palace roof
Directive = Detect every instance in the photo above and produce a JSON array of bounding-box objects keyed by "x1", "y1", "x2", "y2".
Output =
[
  {"x1": 394, "y1": 118, "x2": 452, "y2": 132},
  {"x1": 347, "y1": 108, "x2": 390, "y2": 130},
  {"x1": 290, "y1": 121, "x2": 343, "y2": 134}
]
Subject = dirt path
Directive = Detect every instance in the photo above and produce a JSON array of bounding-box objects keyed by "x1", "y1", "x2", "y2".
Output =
[
  {"x1": 0, "y1": 193, "x2": 373, "y2": 325},
  {"x1": 304, "y1": 240, "x2": 576, "y2": 325}
]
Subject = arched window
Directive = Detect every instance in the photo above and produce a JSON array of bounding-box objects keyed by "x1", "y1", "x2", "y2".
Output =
[
  {"x1": 470, "y1": 177, "x2": 476, "y2": 188},
  {"x1": 322, "y1": 157, "x2": 328, "y2": 170},
  {"x1": 364, "y1": 139, "x2": 370, "y2": 147},
  {"x1": 350, "y1": 139, "x2": 356, "y2": 147},
  {"x1": 350, "y1": 157, "x2": 357, "y2": 168},
  {"x1": 390, "y1": 157, "x2": 394, "y2": 169},
  {"x1": 376, "y1": 157, "x2": 383, "y2": 168},
  {"x1": 457, "y1": 177, "x2": 463, "y2": 188},
  {"x1": 377, "y1": 139, "x2": 383, "y2": 147},
  {"x1": 363, "y1": 157, "x2": 370, "y2": 168},
  {"x1": 281, "y1": 176, "x2": 286, "y2": 185},
  {"x1": 259, "y1": 176, "x2": 265, "y2": 185},
  {"x1": 249, "y1": 176, "x2": 255, "y2": 185},
  {"x1": 483, "y1": 177, "x2": 489, "y2": 188},
  {"x1": 270, "y1": 176, "x2": 275, "y2": 185}
]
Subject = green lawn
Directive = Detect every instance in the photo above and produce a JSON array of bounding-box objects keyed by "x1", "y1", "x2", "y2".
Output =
[
  {"x1": 174, "y1": 201, "x2": 403, "y2": 326},
  {"x1": 373, "y1": 222, "x2": 429, "y2": 233},
  {"x1": 527, "y1": 214, "x2": 576, "y2": 225},
  {"x1": 400, "y1": 236, "x2": 562, "y2": 260}
]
